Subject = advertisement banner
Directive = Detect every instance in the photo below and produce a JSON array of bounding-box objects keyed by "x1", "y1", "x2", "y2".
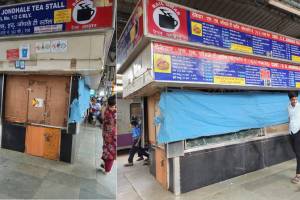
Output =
[
  {"x1": 0, "y1": 0, "x2": 113, "y2": 37},
  {"x1": 117, "y1": 0, "x2": 144, "y2": 69},
  {"x1": 153, "y1": 42, "x2": 300, "y2": 89}
]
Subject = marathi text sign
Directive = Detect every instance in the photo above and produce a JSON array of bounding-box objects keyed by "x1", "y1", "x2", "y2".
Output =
[
  {"x1": 147, "y1": 0, "x2": 300, "y2": 63},
  {"x1": 0, "y1": 0, "x2": 113, "y2": 37},
  {"x1": 153, "y1": 42, "x2": 300, "y2": 89}
]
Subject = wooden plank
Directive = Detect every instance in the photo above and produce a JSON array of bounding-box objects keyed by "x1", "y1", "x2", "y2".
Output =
[
  {"x1": 5, "y1": 75, "x2": 29, "y2": 123},
  {"x1": 43, "y1": 127, "x2": 61, "y2": 160},
  {"x1": 25, "y1": 125, "x2": 45, "y2": 157},
  {"x1": 27, "y1": 79, "x2": 47, "y2": 124},
  {"x1": 45, "y1": 76, "x2": 70, "y2": 127},
  {"x1": 155, "y1": 147, "x2": 168, "y2": 190},
  {"x1": 27, "y1": 75, "x2": 70, "y2": 127},
  {"x1": 147, "y1": 93, "x2": 161, "y2": 144},
  {"x1": 5, "y1": 75, "x2": 70, "y2": 127},
  {"x1": 147, "y1": 96, "x2": 156, "y2": 144},
  {"x1": 266, "y1": 124, "x2": 288, "y2": 134}
]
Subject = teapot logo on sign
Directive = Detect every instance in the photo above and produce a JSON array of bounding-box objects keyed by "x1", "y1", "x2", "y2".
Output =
[
  {"x1": 72, "y1": 0, "x2": 96, "y2": 24},
  {"x1": 153, "y1": 5, "x2": 180, "y2": 32}
]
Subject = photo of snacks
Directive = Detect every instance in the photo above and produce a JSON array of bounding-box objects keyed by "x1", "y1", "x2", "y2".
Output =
[
  {"x1": 154, "y1": 54, "x2": 172, "y2": 73},
  {"x1": 191, "y1": 21, "x2": 203, "y2": 36}
]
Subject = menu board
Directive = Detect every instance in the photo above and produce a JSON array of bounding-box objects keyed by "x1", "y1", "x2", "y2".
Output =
[
  {"x1": 153, "y1": 42, "x2": 300, "y2": 89},
  {"x1": 147, "y1": 0, "x2": 300, "y2": 64},
  {"x1": 0, "y1": 0, "x2": 113, "y2": 37}
]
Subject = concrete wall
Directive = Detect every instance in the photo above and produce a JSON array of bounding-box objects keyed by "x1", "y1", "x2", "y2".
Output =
[
  {"x1": 122, "y1": 44, "x2": 153, "y2": 98},
  {"x1": 0, "y1": 34, "x2": 106, "y2": 74}
]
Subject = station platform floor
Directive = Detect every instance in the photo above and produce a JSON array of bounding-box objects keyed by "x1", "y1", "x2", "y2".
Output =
[
  {"x1": 0, "y1": 124, "x2": 116, "y2": 199},
  {"x1": 117, "y1": 152, "x2": 299, "y2": 200}
]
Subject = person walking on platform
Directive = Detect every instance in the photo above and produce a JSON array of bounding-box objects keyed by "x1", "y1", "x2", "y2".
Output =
[
  {"x1": 288, "y1": 91, "x2": 300, "y2": 184},
  {"x1": 124, "y1": 120, "x2": 149, "y2": 167},
  {"x1": 100, "y1": 95, "x2": 116, "y2": 174}
]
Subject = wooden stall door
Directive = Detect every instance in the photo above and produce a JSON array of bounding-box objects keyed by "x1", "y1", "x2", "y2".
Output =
[
  {"x1": 25, "y1": 125, "x2": 61, "y2": 160},
  {"x1": 25, "y1": 126, "x2": 45, "y2": 157},
  {"x1": 148, "y1": 93, "x2": 160, "y2": 144},
  {"x1": 44, "y1": 76, "x2": 70, "y2": 127},
  {"x1": 5, "y1": 76, "x2": 29, "y2": 123},
  {"x1": 43, "y1": 128, "x2": 61, "y2": 160},
  {"x1": 147, "y1": 96, "x2": 156, "y2": 144},
  {"x1": 155, "y1": 147, "x2": 168, "y2": 190},
  {"x1": 27, "y1": 80, "x2": 47, "y2": 124}
]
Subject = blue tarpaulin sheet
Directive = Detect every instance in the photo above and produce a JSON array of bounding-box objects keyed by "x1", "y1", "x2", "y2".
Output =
[
  {"x1": 68, "y1": 79, "x2": 90, "y2": 123},
  {"x1": 156, "y1": 90, "x2": 289, "y2": 144}
]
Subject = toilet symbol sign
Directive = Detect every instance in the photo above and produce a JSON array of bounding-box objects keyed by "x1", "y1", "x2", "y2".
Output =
[{"x1": 72, "y1": 0, "x2": 96, "y2": 25}]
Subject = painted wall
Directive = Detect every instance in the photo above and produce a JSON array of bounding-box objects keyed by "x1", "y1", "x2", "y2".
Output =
[{"x1": 0, "y1": 34, "x2": 106, "y2": 74}]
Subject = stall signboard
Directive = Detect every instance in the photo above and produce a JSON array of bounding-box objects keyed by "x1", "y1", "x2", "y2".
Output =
[
  {"x1": 0, "y1": 0, "x2": 113, "y2": 37},
  {"x1": 117, "y1": 0, "x2": 144, "y2": 69},
  {"x1": 147, "y1": 0, "x2": 188, "y2": 41},
  {"x1": 153, "y1": 42, "x2": 300, "y2": 89},
  {"x1": 147, "y1": 0, "x2": 300, "y2": 63}
]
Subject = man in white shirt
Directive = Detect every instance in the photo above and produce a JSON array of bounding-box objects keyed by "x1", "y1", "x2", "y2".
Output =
[
  {"x1": 88, "y1": 97, "x2": 101, "y2": 125},
  {"x1": 288, "y1": 91, "x2": 300, "y2": 184}
]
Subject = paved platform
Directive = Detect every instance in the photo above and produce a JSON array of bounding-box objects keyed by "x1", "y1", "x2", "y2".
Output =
[
  {"x1": 117, "y1": 153, "x2": 300, "y2": 200},
  {"x1": 0, "y1": 124, "x2": 116, "y2": 199}
]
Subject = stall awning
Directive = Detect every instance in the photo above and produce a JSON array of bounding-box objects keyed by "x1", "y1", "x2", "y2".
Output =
[{"x1": 157, "y1": 90, "x2": 289, "y2": 143}]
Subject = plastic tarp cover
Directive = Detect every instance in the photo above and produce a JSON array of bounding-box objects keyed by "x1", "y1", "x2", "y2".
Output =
[
  {"x1": 156, "y1": 90, "x2": 289, "y2": 144},
  {"x1": 68, "y1": 79, "x2": 90, "y2": 123}
]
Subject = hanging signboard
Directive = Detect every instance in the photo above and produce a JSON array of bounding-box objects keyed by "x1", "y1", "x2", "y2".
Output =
[
  {"x1": 117, "y1": 0, "x2": 144, "y2": 69},
  {"x1": 153, "y1": 42, "x2": 300, "y2": 89},
  {"x1": 146, "y1": 0, "x2": 300, "y2": 64},
  {"x1": 0, "y1": 0, "x2": 113, "y2": 37}
]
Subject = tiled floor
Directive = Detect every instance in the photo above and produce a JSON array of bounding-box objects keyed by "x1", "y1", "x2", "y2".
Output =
[
  {"x1": 117, "y1": 153, "x2": 300, "y2": 200},
  {"x1": 0, "y1": 124, "x2": 116, "y2": 199}
]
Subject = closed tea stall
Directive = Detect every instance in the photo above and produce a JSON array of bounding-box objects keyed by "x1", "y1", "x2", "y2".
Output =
[
  {"x1": 0, "y1": 0, "x2": 115, "y2": 163},
  {"x1": 118, "y1": 0, "x2": 298, "y2": 194}
]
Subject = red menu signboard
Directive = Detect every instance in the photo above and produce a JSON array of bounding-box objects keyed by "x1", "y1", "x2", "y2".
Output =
[
  {"x1": 66, "y1": 0, "x2": 114, "y2": 31},
  {"x1": 147, "y1": 0, "x2": 188, "y2": 41}
]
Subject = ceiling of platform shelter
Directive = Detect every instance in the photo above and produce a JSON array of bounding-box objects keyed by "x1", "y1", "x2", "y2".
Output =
[
  {"x1": 0, "y1": 0, "x2": 35, "y2": 4},
  {"x1": 117, "y1": 0, "x2": 300, "y2": 40}
]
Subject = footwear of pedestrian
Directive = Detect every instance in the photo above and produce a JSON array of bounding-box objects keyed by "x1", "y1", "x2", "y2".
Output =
[
  {"x1": 124, "y1": 163, "x2": 133, "y2": 167},
  {"x1": 291, "y1": 175, "x2": 300, "y2": 184},
  {"x1": 99, "y1": 164, "x2": 107, "y2": 175},
  {"x1": 136, "y1": 157, "x2": 144, "y2": 161}
]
